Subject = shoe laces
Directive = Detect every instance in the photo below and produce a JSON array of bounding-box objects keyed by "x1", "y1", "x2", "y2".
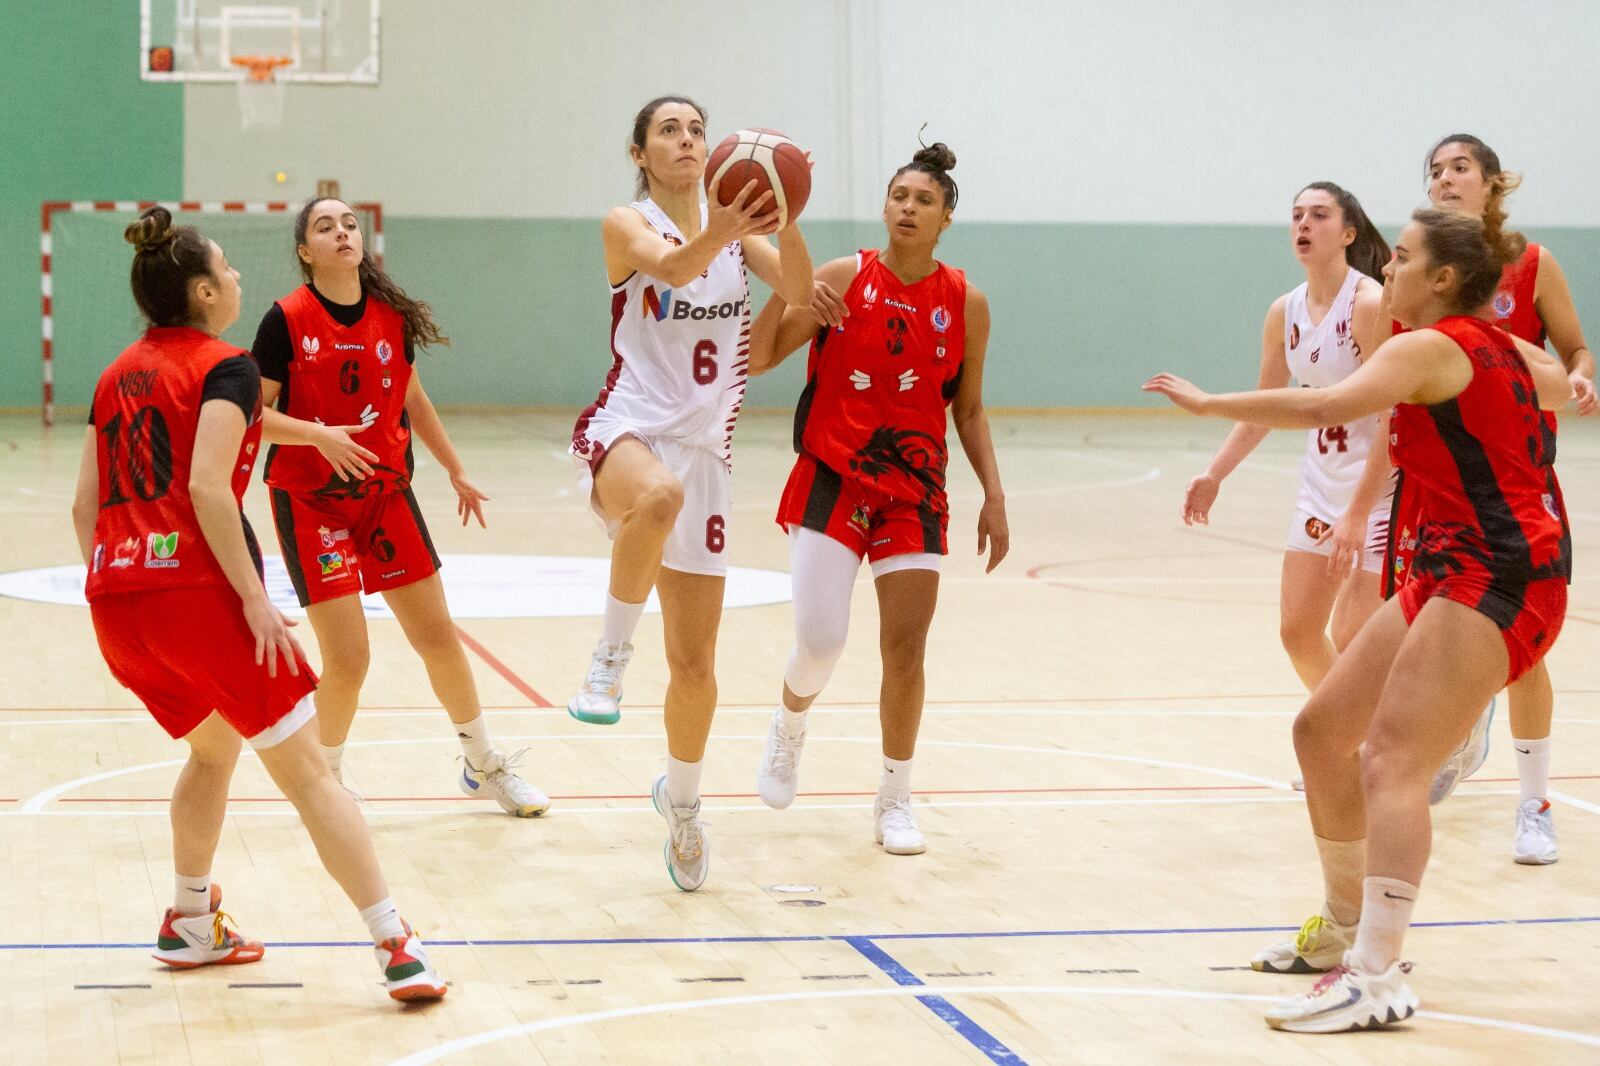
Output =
[
  {"x1": 669, "y1": 805, "x2": 705, "y2": 862},
  {"x1": 1517, "y1": 798, "x2": 1553, "y2": 830},
  {"x1": 483, "y1": 747, "x2": 544, "y2": 801},
  {"x1": 583, "y1": 644, "x2": 630, "y2": 695},
  {"x1": 1309, "y1": 964, "x2": 1352, "y2": 996},
  {"x1": 1293, "y1": 914, "x2": 1327, "y2": 955},
  {"x1": 209, "y1": 909, "x2": 243, "y2": 948},
  {"x1": 877, "y1": 794, "x2": 918, "y2": 835},
  {"x1": 765, "y1": 719, "x2": 804, "y2": 777}
]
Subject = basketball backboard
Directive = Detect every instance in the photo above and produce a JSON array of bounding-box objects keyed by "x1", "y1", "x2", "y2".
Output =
[{"x1": 139, "y1": 0, "x2": 380, "y2": 84}]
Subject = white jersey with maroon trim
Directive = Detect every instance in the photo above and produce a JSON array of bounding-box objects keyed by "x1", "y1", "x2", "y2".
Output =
[
  {"x1": 572, "y1": 199, "x2": 750, "y2": 463},
  {"x1": 1284, "y1": 266, "x2": 1380, "y2": 523}
]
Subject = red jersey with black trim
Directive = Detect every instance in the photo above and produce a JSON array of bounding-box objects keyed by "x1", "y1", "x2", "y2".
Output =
[
  {"x1": 793, "y1": 249, "x2": 967, "y2": 508},
  {"x1": 86, "y1": 328, "x2": 262, "y2": 600},
  {"x1": 264, "y1": 285, "x2": 413, "y2": 497},
  {"x1": 1391, "y1": 315, "x2": 1567, "y2": 587}
]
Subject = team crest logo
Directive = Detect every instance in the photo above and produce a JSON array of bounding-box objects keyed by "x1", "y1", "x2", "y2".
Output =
[
  {"x1": 1334, "y1": 318, "x2": 1351, "y2": 344},
  {"x1": 1304, "y1": 517, "x2": 1331, "y2": 541},
  {"x1": 1289, "y1": 323, "x2": 1301, "y2": 349},
  {"x1": 301, "y1": 335, "x2": 321, "y2": 359},
  {"x1": 1493, "y1": 291, "x2": 1515, "y2": 318},
  {"x1": 862, "y1": 282, "x2": 878, "y2": 306},
  {"x1": 1309, "y1": 347, "x2": 1321, "y2": 364},
  {"x1": 931, "y1": 306, "x2": 951, "y2": 333},
  {"x1": 318, "y1": 551, "x2": 346, "y2": 576},
  {"x1": 318, "y1": 525, "x2": 352, "y2": 549},
  {"x1": 145, "y1": 531, "x2": 180, "y2": 569},
  {"x1": 377, "y1": 340, "x2": 393, "y2": 365},
  {"x1": 849, "y1": 504, "x2": 871, "y2": 533},
  {"x1": 641, "y1": 285, "x2": 672, "y2": 321}
]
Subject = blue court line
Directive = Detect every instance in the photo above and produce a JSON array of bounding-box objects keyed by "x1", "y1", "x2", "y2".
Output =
[
  {"x1": 7, "y1": 915, "x2": 1597, "y2": 952},
  {"x1": 844, "y1": 937, "x2": 1027, "y2": 1065}
]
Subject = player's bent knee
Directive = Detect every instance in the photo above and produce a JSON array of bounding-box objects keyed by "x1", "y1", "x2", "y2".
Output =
[{"x1": 629, "y1": 477, "x2": 684, "y2": 531}]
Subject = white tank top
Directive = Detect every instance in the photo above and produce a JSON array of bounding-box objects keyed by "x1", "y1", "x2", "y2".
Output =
[
  {"x1": 1283, "y1": 266, "x2": 1379, "y2": 521},
  {"x1": 581, "y1": 199, "x2": 750, "y2": 461}
]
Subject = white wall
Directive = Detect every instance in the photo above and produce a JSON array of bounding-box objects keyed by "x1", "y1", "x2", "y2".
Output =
[{"x1": 185, "y1": 0, "x2": 1600, "y2": 225}]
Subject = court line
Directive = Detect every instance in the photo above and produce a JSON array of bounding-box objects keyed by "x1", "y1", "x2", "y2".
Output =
[
  {"x1": 381, "y1": 985, "x2": 1600, "y2": 1064},
  {"x1": 844, "y1": 937, "x2": 1026, "y2": 1064},
  {"x1": 0, "y1": 790, "x2": 1532, "y2": 819},
  {"x1": 13, "y1": 734, "x2": 1292, "y2": 812},
  {"x1": 1549, "y1": 789, "x2": 1600, "y2": 817},
  {"x1": 451, "y1": 625, "x2": 553, "y2": 707},
  {"x1": 10, "y1": 914, "x2": 1600, "y2": 952}
]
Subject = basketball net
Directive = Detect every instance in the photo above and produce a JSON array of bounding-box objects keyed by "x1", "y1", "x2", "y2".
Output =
[{"x1": 231, "y1": 55, "x2": 293, "y2": 130}]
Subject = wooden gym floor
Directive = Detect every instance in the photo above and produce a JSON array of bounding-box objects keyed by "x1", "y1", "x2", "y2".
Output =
[{"x1": 1, "y1": 409, "x2": 1596, "y2": 1064}]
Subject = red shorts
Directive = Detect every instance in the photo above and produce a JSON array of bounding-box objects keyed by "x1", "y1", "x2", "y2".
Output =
[
  {"x1": 776, "y1": 451, "x2": 947, "y2": 561},
  {"x1": 1399, "y1": 561, "x2": 1566, "y2": 685},
  {"x1": 270, "y1": 487, "x2": 440, "y2": 606},
  {"x1": 90, "y1": 586, "x2": 317, "y2": 743}
]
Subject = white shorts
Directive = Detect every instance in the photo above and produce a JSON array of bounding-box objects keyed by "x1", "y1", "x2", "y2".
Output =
[
  {"x1": 573, "y1": 422, "x2": 732, "y2": 578},
  {"x1": 1285, "y1": 502, "x2": 1387, "y2": 575}
]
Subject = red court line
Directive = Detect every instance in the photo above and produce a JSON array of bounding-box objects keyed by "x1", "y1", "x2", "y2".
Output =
[{"x1": 452, "y1": 625, "x2": 553, "y2": 707}]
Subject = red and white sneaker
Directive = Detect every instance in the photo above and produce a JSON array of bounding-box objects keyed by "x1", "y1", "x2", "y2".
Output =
[
  {"x1": 152, "y1": 885, "x2": 265, "y2": 969},
  {"x1": 1264, "y1": 959, "x2": 1418, "y2": 1033},
  {"x1": 375, "y1": 922, "x2": 447, "y2": 1001}
]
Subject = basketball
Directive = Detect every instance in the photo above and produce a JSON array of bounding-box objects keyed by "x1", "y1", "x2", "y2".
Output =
[{"x1": 704, "y1": 128, "x2": 812, "y2": 230}]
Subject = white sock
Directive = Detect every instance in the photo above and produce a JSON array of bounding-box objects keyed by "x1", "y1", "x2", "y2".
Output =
[
  {"x1": 322, "y1": 742, "x2": 345, "y2": 777},
  {"x1": 1314, "y1": 836, "x2": 1366, "y2": 928},
  {"x1": 602, "y1": 593, "x2": 646, "y2": 649},
  {"x1": 1513, "y1": 736, "x2": 1551, "y2": 801},
  {"x1": 454, "y1": 713, "x2": 497, "y2": 769},
  {"x1": 881, "y1": 755, "x2": 913, "y2": 796},
  {"x1": 666, "y1": 755, "x2": 702, "y2": 808},
  {"x1": 780, "y1": 701, "x2": 808, "y2": 731},
  {"x1": 1350, "y1": 876, "x2": 1417, "y2": 974},
  {"x1": 360, "y1": 897, "x2": 406, "y2": 945},
  {"x1": 174, "y1": 873, "x2": 212, "y2": 917}
]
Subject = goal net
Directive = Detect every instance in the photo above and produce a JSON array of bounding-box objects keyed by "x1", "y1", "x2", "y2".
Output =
[{"x1": 41, "y1": 200, "x2": 382, "y2": 424}]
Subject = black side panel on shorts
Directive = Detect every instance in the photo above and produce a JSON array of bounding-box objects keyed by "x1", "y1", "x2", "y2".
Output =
[
  {"x1": 918, "y1": 505, "x2": 943, "y2": 555},
  {"x1": 1381, "y1": 469, "x2": 1406, "y2": 601},
  {"x1": 401, "y1": 486, "x2": 442, "y2": 570},
  {"x1": 792, "y1": 376, "x2": 818, "y2": 455},
  {"x1": 800, "y1": 460, "x2": 843, "y2": 533},
  {"x1": 1427, "y1": 400, "x2": 1531, "y2": 625},
  {"x1": 271, "y1": 487, "x2": 311, "y2": 607}
]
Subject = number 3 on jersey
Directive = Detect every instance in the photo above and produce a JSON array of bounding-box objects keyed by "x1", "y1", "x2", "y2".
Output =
[
  {"x1": 692, "y1": 340, "x2": 718, "y2": 385},
  {"x1": 1317, "y1": 425, "x2": 1350, "y2": 454}
]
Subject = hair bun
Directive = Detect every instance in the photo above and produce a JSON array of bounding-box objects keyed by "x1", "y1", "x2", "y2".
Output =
[
  {"x1": 912, "y1": 142, "x2": 956, "y2": 173},
  {"x1": 124, "y1": 206, "x2": 177, "y2": 253}
]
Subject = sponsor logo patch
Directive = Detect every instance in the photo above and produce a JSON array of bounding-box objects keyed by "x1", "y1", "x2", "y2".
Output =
[
  {"x1": 849, "y1": 505, "x2": 871, "y2": 533},
  {"x1": 931, "y1": 306, "x2": 951, "y2": 333},
  {"x1": 318, "y1": 551, "x2": 346, "y2": 577},
  {"x1": 1493, "y1": 291, "x2": 1515, "y2": 318},
  {"x1": 318, "y1": 525, "x2": 352, "y2": 549},
  {"x1": 145, "y1": 531, "x2": 180, "y2": 569},
  {"x1": 301, "y1": 335, "x2": 321, "y2": 360}
]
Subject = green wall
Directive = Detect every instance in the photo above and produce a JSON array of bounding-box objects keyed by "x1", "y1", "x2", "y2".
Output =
[
  {"x1": 21, "y1": 200, "x2": 1600, "y2": 412},
  {"x1": 0, "y1": 1, "x2": 184, "y2": 412}
]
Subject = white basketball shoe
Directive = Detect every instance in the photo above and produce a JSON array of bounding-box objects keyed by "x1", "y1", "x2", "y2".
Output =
[
  {"x1": 1264, "y1": 959, "x2": 1418, "y2": 1033},
  {"x1": 1429, "y1": 696, "x2": 1495, "y2": 805},
  {"x1": 874, "y1": 790, "x2": 926, "y2": 855},
  {"x1": 568, "y1": 640, "x2": 632, "y2": 725},
  {"x1": 652, "y1": 773, "x2": 709, "y2": 891},
  {"x1": 756, "y1": 709, "x2": 807, "y2": 809},
  {"x1": 1513, "y1": 797, "x2": 1559, "y2": 865},
  {"x1": 460, "y1": 747, "x2": 551, "y2": 817},
  {"x1": 1251, "y1": 912, "x2": 1356, "y2": 974}
]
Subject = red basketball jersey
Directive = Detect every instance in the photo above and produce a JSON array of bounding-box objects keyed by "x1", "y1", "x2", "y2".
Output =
[
  {"x1": 264, "y1": 286, "x2": 413, "y2": 496},
  {"x1": 794, "y1": 250, "x2": 967, "y2": 507},
  {"x1": 86, "y1": 328, "x2": 263, "y2": 599},
  {"x1": 1490, "y1": 242, "x2": 1544, "y2": 347},
  {"x1": 1391, "y1": 315, "x2": 1566, "y2": 582}
]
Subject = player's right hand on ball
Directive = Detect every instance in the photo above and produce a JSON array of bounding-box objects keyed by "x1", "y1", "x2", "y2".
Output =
[
  {"x1": 709, "y1": 179, "x2": 779, "y2": 242},
  {"x1": 1182, "y1": 473, "x2": 1220, "y2": 526},
  {"x1": 244, "y1": 595, "x2": 303, "y2": 678},
  {"x1": 316, "y1": 422, "x2": 379, "y2": 481}
]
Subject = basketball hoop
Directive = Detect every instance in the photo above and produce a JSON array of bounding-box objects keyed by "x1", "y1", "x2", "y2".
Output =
[{"x1": 231, "y1": 54, "x2": 292, "y2": 129}]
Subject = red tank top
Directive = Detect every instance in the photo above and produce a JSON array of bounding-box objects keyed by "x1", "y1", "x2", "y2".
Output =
[
  {"x1": 794, "y1": 250, "x2": 968, "y2": 507},
  {"x1": 1490, "y1": 243, "x2": 1544, "y2": 346},
  {"x1": 1391, "y1": 315, "x2": 1566, "y2": 580},
  {"x1": 264, "y1": 286, "x2": 413, "y2": 496},
  {"x1": 86, "y1": 328, "x2": 263, "y2": 600}
]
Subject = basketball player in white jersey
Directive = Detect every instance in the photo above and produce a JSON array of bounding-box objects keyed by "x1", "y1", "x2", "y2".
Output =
[
  {"x1": 567, "y1": 96, "x2": 829, "y2": 891},
  {"x1": 1181, "y1": 183, "x2": 1390, "y2": 798}
]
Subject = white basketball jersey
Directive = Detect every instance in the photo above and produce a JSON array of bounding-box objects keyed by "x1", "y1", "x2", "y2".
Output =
[
  {"x1": 581, "y1": 199, "x2": 750, "y2": 461},
  {"x1": 1284, "y1": 267, "x2": 1378, "y2": 521}
]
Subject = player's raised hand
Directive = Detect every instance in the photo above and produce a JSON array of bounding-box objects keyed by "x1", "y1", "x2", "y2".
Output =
[
  {"x1": 314, "y1": 422, "x2": 379, "y2": 481},
  {"x1": 1143, "y1": 373, "x2": 1213, "y2": 415}
]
